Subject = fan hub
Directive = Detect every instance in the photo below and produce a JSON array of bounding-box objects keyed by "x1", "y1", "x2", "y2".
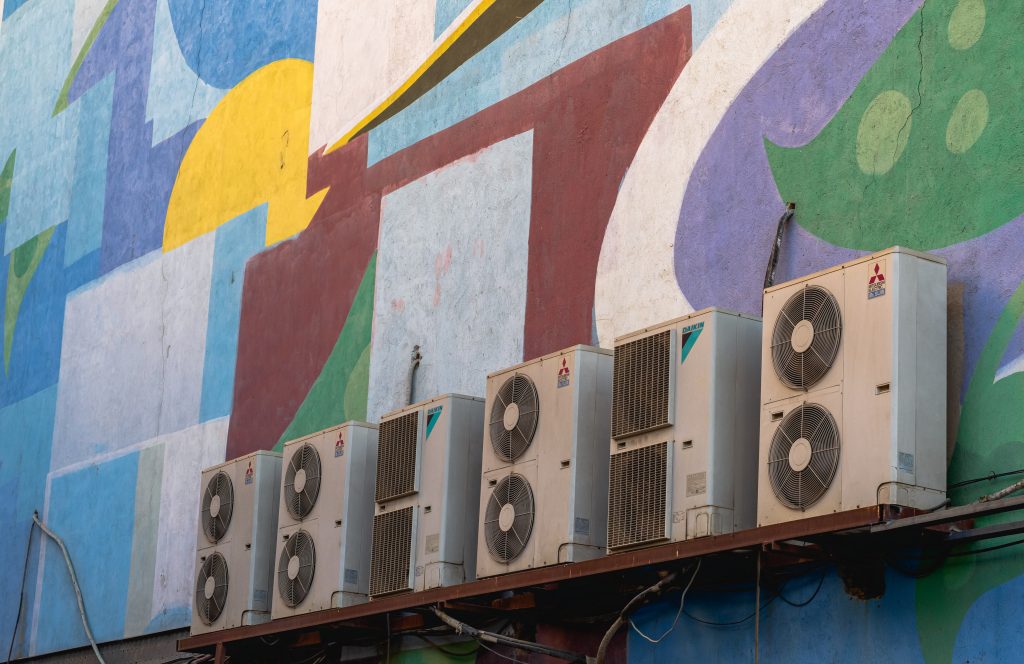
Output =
[
  {"x1": 287, "y1": 555, "x2": 301, "y2": 581},
  {"x1": 209, "y1": 494, "x2": 221, "y2": 519},
  {"x1": 203, "y1": 575, "x2": 216, "y2": 600},
  {"x1": 789, "y1": 438, "x2": 813, "y2": 472},
  {"x1": 503, "y1": 403, "x2": 520, "y2": 431},
  {"x1": 294, "y1": 468, "x2": 307, "y2": 493},
  {"x1": 791, "y1": 320, "x2": 815, "y2": 353},
  {"x1": 498, "y1": 503, "x2": 516, "y2": 532}
]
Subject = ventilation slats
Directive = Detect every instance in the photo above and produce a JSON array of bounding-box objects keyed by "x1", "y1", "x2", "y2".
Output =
[
  {"x1": 607, "y1": 442, "x2": 669, "y2": 549},
  {"x1": 376, "y1": 412, "x2": 419, "y2": 502},
  {"x1": 370, "y1": 507, "x2": 414, "y2": 597},
  {"x1": 612, "y1": 331, "x2": 672, "y2": 439}
]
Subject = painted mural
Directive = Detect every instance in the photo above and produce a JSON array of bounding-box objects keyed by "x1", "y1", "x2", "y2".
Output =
[{"x1": 0, "y1": 0, "x2": 1020, "y2": 660}]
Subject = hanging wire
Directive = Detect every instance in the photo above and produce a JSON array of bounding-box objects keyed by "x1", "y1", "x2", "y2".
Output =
[{"x1": 629, "y1": 559, "x2": 702, "y2": 643}]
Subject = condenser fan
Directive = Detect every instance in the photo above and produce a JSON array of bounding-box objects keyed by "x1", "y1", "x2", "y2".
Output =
[
  {"x1": 194, "y1": 552, "x2": 229, "y2": 625},
  {"x1": 278, "y1": 530, "x2": 316, "y2": 607},
  {"x1": 771, "y1": 285, "x2": 842, "y2": 389},
  {"x1": 489, "y1": 374, "x2": 539, "y2": 462},
  {"x1": 201, "y1": 471, "x2": 234, "y2": 543},
  {"x1": 284, "y1": 444, "x2": 321, "y2": 520},
  {"x1": 484, "y1": 473, "x2": 535, "y2": 563},
  {"x1": 768, "y1": 403, "x2": 841, "y2": 510}
]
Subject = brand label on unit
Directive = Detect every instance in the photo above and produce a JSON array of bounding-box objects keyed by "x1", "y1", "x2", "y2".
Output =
[
  {"x1": 335, "y1": 433, "x2": 345, "y2": 457},
  {"x1": 686, "y1": 471, "x2": 707, "y2": 497},
  {"x1": 244, "y1": 461, "x2": 254, "y2": 485},
  {"x1": 680, "y1": 321, "x2": 704, "y2": 364},
  {"x1": 425, "y1": 533, "x2": 440, "y2": 554},
  {"x1": 557, "y1": 357, "x2": 571, "y2": 388},
  {"x1": 898, "y1": 452, "x2": 915, "y2": 473},
  {"x1": 344, "y1": 568, "x2": 358, "y2": 584},
  {"x1": 426, "y1": 406, "x2": 443, "y2": 439},
  {"x1": 574, "y1": 517, "x2": 590, "y2": 536},
  {"x1": 868, "y1": 261, "x2": 886, "y2": 299}
]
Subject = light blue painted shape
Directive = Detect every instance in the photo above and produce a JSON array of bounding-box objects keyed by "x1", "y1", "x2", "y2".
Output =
[
  {"x1": 644, "y1": 0, "x2": 733, "y2": 46},
  {"x1": 367, "y1": 0, "x2": 692, "y2": 165},
  {"x1": 953, "y1": 571, "x2": 1024, "y2": 661},
  {"x1": 2, "y1": 0, "x2": 29, "y2": 19},
  {"x1": 434, "y1": 0, "x2": 474, "y2": 37},
  {"x1": 34, "y1": 451, "x2": 138, "y2": 655},
  {"x1": 0, "y1": 386, "x2": 57, "y2": 660},
  {"x1": 66, "y1": 74, "x2": 114, "y2": 267},
  {"x1": 0, "y1": 0, "x2": 81, "y2": 254},
  {"x1": 146, "y1": 0, "x2": 226, "y2": 146},
  {"x1": 629, "y1": 569, "x2": 925, "y2": 662},
  {"x1": 199, "y1": 205, "x2": 267, "y2": 422}
]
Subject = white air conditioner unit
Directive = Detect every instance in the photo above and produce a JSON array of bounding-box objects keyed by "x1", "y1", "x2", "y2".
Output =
[
  {"x1": 192, "y1": 450, "x2": 281, "y2": 635},
  {"x1": 476, "y1": 345, "x2": 612, "y2": 578},
  {"x1": 607, "y1": 308, "x2": 762, "y2": 550},
  {"x1": 757, "y1": 247, "x2": 947, "y2": 527},
  {"x1": 272, "y1": 421, "x2": 378, "y2": 618},
  {"x1": 370, "y1": 394, "x2": 484, "y2": 598}
]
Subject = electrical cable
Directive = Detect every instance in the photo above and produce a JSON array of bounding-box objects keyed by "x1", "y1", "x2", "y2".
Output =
[
  {"x1": 475, "y1": 639, "x2": 527, "y2": 664},
  {"x1": 683, "y1": 594, "x2": 777, "y2": 627},
  {"x1": 6, "y1": 523, "x2": 34, "y2": 663},
  {"x1": 949, "y1": 463, "x2": 1024, "y2": 489},
  {"x1": 32, "y1": 512, "x2": 106, "y2": 664},
  {"x1": 776, "y1": 569, "x2": 826, "y2": 608},
  {"x1": 413, "y1": 634, "x2": 478, "y2": 658},
  {"x1": 629, "y1": 559, "x2": 701, "y2": 644},
  {"x1": 763, "y1": 203, "x2": 796, "y2": 292}
]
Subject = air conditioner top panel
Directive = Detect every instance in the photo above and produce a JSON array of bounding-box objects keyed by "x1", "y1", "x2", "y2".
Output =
[
  {"x1": 486, "y1": 344, "x2": 611, "y2": 379},
  {"x1": 764, "y1": 246, "x2": 946, "y2": 295},
  {"x1": 614, "y1": 307, "x2": 760, "y2": 345},
  {"x1": 282, "y1": 420, "x2": 379, "y2": 448},
  {"x1": 381, "y1": 393, "x2": 484, "y2": 421},
  {"x1": 202, "y1": 449, "x2": 281, "y2": 475}
]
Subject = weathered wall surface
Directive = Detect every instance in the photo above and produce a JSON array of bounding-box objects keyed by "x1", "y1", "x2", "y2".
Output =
[{"x1": 0, "y1": 0, "x2": 1019, "y2": 661}]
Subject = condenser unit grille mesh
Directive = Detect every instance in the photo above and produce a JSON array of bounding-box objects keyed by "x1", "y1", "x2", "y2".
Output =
[
  {"x1": 608, "y1": 442, "x2": 668, "y2": 549},
  {"x1": 376, "y1": 411, "x2": 419, "y2": 502},
  {"x1": 370, "y1": 507, "x2": 414, "y2": 597},
  {"x1": 612, "y1": 331, "x2": 672, "y2": 439}
]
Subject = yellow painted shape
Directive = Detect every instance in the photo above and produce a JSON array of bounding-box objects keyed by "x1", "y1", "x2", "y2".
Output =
[
  {"x1": 326, "y1": 0, "x2": 497, "y2": 154},
  {"x1": 163, "y1": 59, "x2": 327, "y2": 251}
]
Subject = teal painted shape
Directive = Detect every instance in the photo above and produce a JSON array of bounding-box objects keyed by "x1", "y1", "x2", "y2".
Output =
[
  {"x1": 199, "y1": 205, "x2": 267, "y2": 421},
  {"x1": 680, "y1": 328, "x2": 703, "y2": 364},
  {"x1": 66, "y1": 74, "x2": 114, "y2": 267},
  {"x1": 35, "y1": 451, "x2": 138, "y2": 654},
  {"x1": 426, "y1": 406, "x2": 442, "y2": 439}
]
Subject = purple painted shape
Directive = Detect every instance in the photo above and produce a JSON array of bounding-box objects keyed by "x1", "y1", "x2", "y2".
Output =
[
  {"x1": 674, "y1": 0, "x2": 1024, "y2": 394},
  {"x1": 65, "y1": 0, "x2": 199, "y2": 274}
]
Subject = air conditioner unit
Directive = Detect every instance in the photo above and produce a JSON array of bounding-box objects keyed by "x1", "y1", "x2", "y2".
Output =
[
  {"x1": 476, "y1": 345, "x2": 612, "y2": 578},
  {"x1": 607, "y1": 308, "x2": 762, "y2": 550},
  {"x1": 272, "y1": 421, "x2": 378, "y2": 618},
  {"x1": 192, "y1": 450, "x2": 281, "y2": 635},
  {"x1": 757, "y1": 247, "x2": 947, "y2": 527},
  {"x1": 370, "y1": 394, "x2": 484, "y2": 598}
]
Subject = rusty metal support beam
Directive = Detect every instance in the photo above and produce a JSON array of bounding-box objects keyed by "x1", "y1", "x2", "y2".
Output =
[
  {"x1": 945, "y1": 519, "x2": 1024, "y2": 544},
  {"x1": 871, "y1": 495, "x2": 1024, "y2": 533}
]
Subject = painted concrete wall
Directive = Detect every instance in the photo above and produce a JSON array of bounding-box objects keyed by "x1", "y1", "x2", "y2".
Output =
[{"x1": 0, "y1": 0, "x2": 1020, "y2": 661}]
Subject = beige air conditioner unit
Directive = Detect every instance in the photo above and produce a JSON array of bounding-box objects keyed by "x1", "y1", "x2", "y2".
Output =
[
  {"x1": 272, "y1": 421, "x2": 378, "y2": 618},
  {"x1": 607, "y1": 308, "x2": 762, "y2": 550},
  {"x1": 370, "y1": 394, "x2": 484, "y2": 598},
  {"x1": 476, "y1": 345, "x2": 612, "y2": 578},
  {"x1": 757, "y1": 247, "x2": 947, "y2": 527},
  {"x1": 191, "y1": 450, "x2": 281, "y2": 635}
]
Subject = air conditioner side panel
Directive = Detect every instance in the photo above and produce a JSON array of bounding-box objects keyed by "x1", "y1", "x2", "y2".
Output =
[
  {"x1": 567, "y1": 349, "x2": 612, "y2": 558},
  {"x1": 247, "y1": 452, "x2": 281, "y2": 622},
  {"x1": 340, "y1": 424, "x2": 377, "y2": 600},
  {"x1": 672, "y1": 314, "x2": 715, "y2": 538},
  {"x1": 907, "y1": 256, "x2": 947, "y2": 496}
]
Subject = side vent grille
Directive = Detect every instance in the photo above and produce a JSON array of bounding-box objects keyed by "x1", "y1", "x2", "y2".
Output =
[
  {"x1": 608, "y1": 442, "x2": 669, "y2": 549},
  {"x1": 370, "y1": 507, "x2": 414, "y2": 597},
  {"x1": 376, "y1": 411, "x2": 419, "y2": 502},
  {"x1": 612, "y1": 331, "x2": 672, "y2": 439}
]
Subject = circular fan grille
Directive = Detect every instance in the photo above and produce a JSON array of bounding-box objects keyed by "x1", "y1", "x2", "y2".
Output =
[
  {"x1": 771, "y1": 285, "x2": 842, "y2": 389},
  {"x1": 489, "y1": 374, "x2": 539, "y2": 462},
  {"x1": 201, "y1": 471, "x2": 233, "y2": 543},
  {"x1": 284, "y1": 444, "x2": 322, "y2": 520},
  {"x1": 768, "y1": 404, "x2": 841, "y2": 510},
  {"x1": 277, "y1": 530, "x2": 316, "y2": 608},
  {"x1": 484, "y1": 473, "x2": 536, "y2": 563},
  {"x1": 194, "y1": 552, "x2": 229, "y2": 625}
]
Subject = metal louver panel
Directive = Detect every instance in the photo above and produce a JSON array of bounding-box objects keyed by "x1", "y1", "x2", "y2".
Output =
[
  {"x1": 607, "y1": 442, "x2": 669, "y2": 549},
  {"x1": 195, "y1": 552, "x2": 229, "y2": 625},
  {"x1": 484, "y1": 473, "x2": 536, "y2": 563},
  {"x1": 768, "y1": 404, "x2": 840, "y2": 510},
  {"x1": 284, "y1": 443, "x2": 322, "y2": 520},
  {"x1": 771, "y1": 285, "x2": 842, "y2": 390},
  {"x1": 612, "y1": 331, "x2": 672, "y2": 439},
  {"x1": 277, "y1": 530, "x2": 316, "y2": 607},
  {"x1": 488, "y1": 374, "x2": 540, "y2": 462},
  {"x1": 370, "y1": 507, "x2": 414, "y2": 597},
  {"x1": 376, "y1": 411, "x2": 419, "y2": 503},
  {"x1": 201, "y1": 471, "x2": 233, "y2": 543}
]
